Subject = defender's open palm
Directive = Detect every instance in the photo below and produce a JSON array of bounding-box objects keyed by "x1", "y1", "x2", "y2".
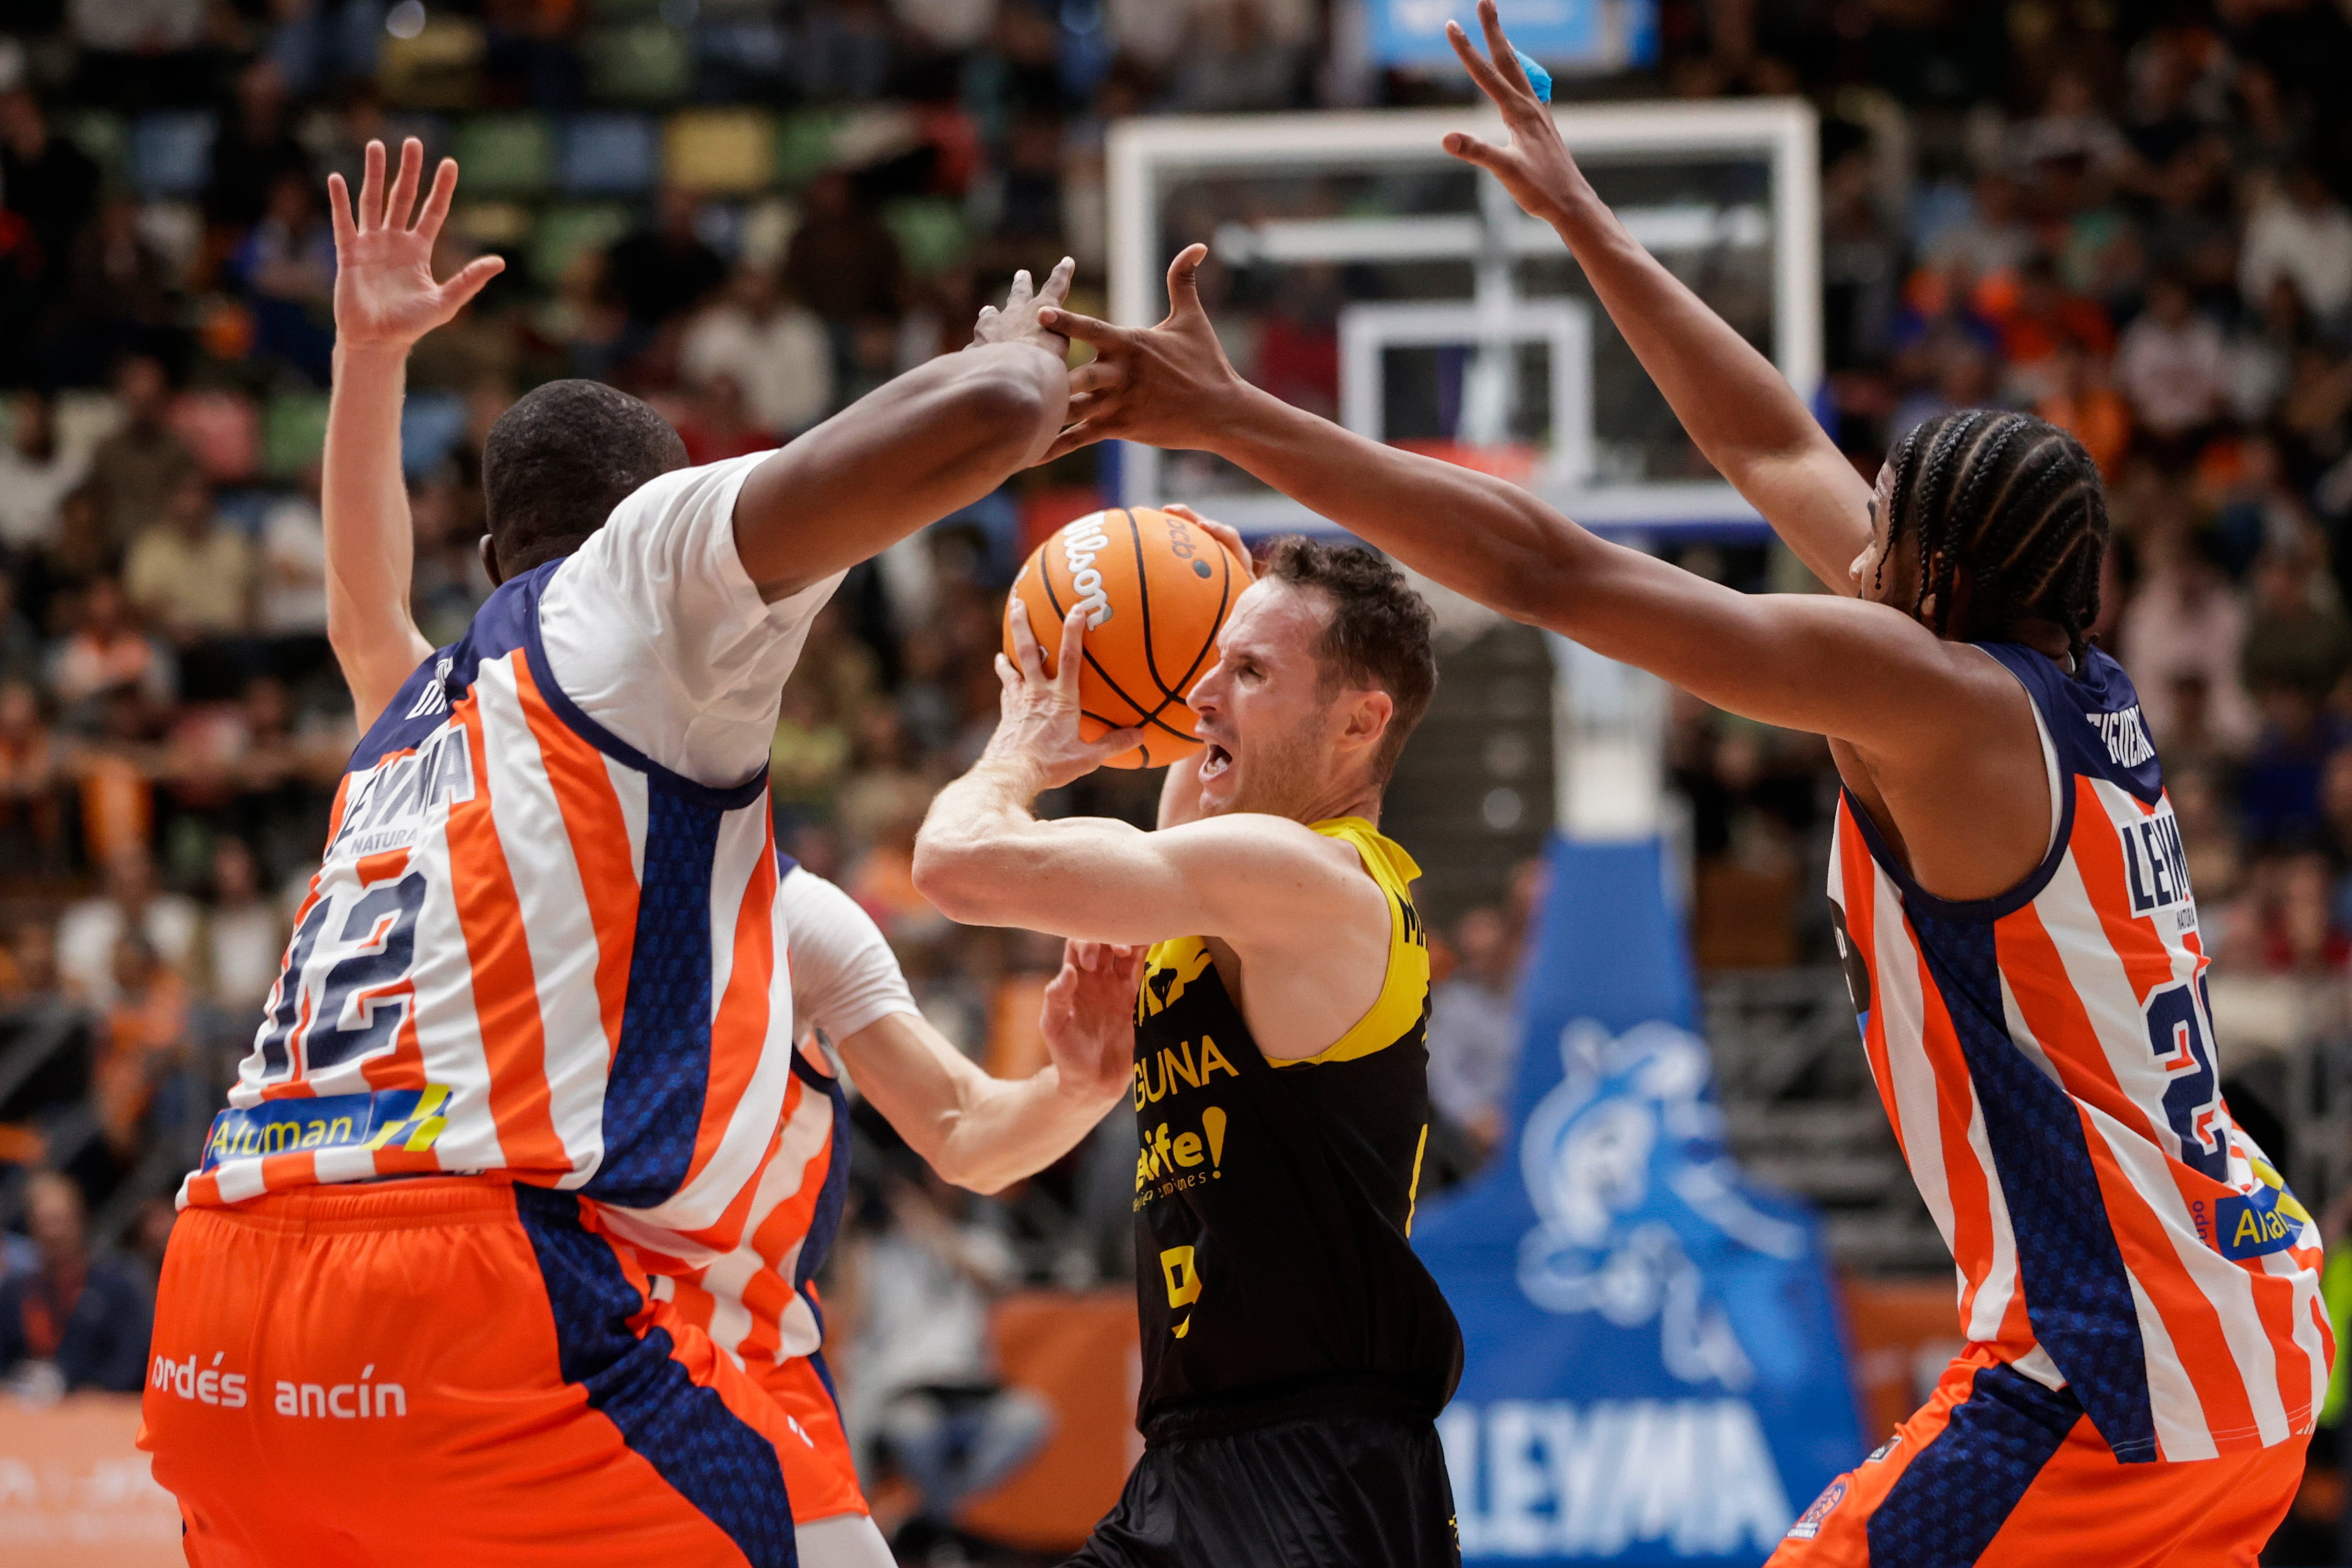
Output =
[
  {"x1": 1037, "y1": 245, "x2": 1248, "y2": 462},
  {"x1": 328, "y1": 137, "x2": 504, "y2": 353},
  {"x1": 1440, "y1": 2, "x2": 1592, "y2": 224}
]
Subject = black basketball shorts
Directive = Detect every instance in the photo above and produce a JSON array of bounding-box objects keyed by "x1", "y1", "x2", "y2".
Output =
[{"x1": 1064, "y1": 1403, "x2": 1461, "y2": 1568}]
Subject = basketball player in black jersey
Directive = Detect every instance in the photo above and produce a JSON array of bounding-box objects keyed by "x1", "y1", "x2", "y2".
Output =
[{"x1": 914, "y1": 538, "x2": 1463, "y2": 1567}]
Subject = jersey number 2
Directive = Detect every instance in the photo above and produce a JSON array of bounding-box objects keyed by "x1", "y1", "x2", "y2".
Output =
[{"x1": 2144, "y1": 980, "x2": 2227, "y2": 1182}]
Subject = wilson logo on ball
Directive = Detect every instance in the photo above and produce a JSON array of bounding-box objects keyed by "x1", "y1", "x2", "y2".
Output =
[{"x1": 1007, "y1": 507, "x2": 1246, "y2": 770}]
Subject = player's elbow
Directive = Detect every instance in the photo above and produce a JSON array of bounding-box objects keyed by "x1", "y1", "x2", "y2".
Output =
[{"x1": 911, "y1": 834, "x2": 1007, "y2": 926}]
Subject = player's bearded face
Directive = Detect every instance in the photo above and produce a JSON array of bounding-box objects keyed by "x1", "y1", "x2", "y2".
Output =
[{"x1": 1187, "y1": 582, "x2": 1340, "y2": 821}]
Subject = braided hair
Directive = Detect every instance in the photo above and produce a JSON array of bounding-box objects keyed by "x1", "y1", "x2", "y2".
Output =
[{"x1": 1878, "y1": 410, "x2": 2108, "y2": 662}]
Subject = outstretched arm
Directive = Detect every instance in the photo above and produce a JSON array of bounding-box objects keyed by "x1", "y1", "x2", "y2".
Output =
[
  {"x1": 323, "y1": 138, "x2": 506, "y2": 730},
  {"x1": 840, "y1": 941, "x2": 1141, "y2": 1194},
  {"x1": 1439, "y1": 0, "x2": 1871, "y2": 589},
  {"x1": 913, "y1": 604, "x2": 1369, "y2": 945},
  {"x1": 729, "y1": 263, "x2": 1077, "y2": 602},
  {"x1": 1040, "y1": 257, "x2": 2012, "y2": 757}
]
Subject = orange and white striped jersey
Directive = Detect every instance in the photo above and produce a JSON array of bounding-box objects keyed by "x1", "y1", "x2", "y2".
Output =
[
  {"x1": 1828, "y1": 642, "x2": 2331, "y2": 1464},
  {"x1": 179, "y1": 454, "x2": 848, "y2": 1302}
]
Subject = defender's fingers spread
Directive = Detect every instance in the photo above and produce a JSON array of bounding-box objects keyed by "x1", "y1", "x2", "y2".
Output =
[
  {"x1": 1478, "y1": 0, "x2": 1527, "y2": 86},
  {"x1": 1038, "y1": 307, "x2": 1121, "y2": 347},
  {"x1": 327, "y1": 173, "x2": 357, "y2": 246},
  {"x1": 389, "y1": 137, "x2": 425, "y2": 229},
  {"x1": 1443, "y1": 132, "x2": 1505, "y2": 171},
  {"x1": 444, "y1": 255, "x2": 505, "y2": 308},
  {"x1": 416, "y1": 158, "x2": 460, "y2": 239},
  {"x1": 1067, "y1": 360, "x2": 1123, "y2": 397},
  {"x1": 1447, "y1": 18, "x2": 1507, "y2": 94},
  {"x1": 1165, "y1": 243, "x2": 1209, "y2": 319},
  {"x1": 360, "y1": 140, "x2": 386, "y2": 228}
]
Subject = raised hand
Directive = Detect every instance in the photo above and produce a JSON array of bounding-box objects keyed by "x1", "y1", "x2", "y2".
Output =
[
  {"x1": 1440, "y1": 0, "x2": 1594, "y2": 225},
  {"x1": 1033, "y1": 244, "x2": 1249, "y2": 463},
  {"x1": 972, "y1": 256, "x2": 1077, "y2": 359},
  {"x1": 1039, "y1": 940, "x2": 1147, "y2": 1105},
  {"x1": 327, "y1": 137, "x2": 506, "y2": 355}
]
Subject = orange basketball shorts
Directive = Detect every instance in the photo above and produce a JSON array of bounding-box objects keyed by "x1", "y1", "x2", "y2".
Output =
[
  {"x1": 139, "y1": 1176, "x2": 851, "y2": 1567},
  {"x1": 1768, "y1": 1345, "x2": 2305, "y2": 1568}
]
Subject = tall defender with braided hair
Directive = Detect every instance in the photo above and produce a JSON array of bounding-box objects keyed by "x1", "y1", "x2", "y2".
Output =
[{"x1": 1040, "y1": 4, "x2": 2326, "y2": 1562}]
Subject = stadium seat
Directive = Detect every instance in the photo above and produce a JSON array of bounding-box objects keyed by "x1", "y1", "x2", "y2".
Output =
[
  {"x1": 559, "y1": 114, "x2": 661, "y2": 195},
  {"x1": 398, "y1": 391, "x2": 470, "y2": 479},
  {"x1": 129, "y1": 113, "x2": 217, "y2": 200},
  {"x1": 451, "y1": 114, "x2": 554, "y2": 199},
  {"x1": 262, "y1": 392, "x2": 332, "y2": 481},
  {"x1": 664, "y1": 108, "x2": 773, "y2": 194},
  {"x1": 692, "y1": 20, "x2": 785, "y2": 99},
  {"x1": 452, "y1": 201, "x2": 535, "y2": 251},
  {"x1": 883, "y1": 197, "x2": 970, "y2": 278},
  {"x1": 531, "y1": 201, "x2": 632, "y2": 285},
  {"x1": 166, "y1": 391, "x2": 260, "y2": 484},
  {"x1": 773, "y1": 110, "x2": 844, "y2": 189},
  {"x1": 59, "y1": 110, "x2": 126, "y2": 188},
  {"x1": 379, "y1": 18, "x2": 487, "y2": 112},
  {"x1": 584, "y1": 24, "x2": 693, "y2": 106}
]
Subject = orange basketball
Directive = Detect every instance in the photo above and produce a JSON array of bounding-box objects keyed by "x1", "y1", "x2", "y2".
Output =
[{"x1": 1004, "y1": 507, "x2": 1247, "y2": 769}]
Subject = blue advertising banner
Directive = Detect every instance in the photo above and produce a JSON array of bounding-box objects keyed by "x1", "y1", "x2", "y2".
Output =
[
  {"x1": 1411, "y1": 837, "x2": 1863, "y2": 1564},
  {"x1": 1370, "y1": 0, "x2": 1658, "y2": 71}
]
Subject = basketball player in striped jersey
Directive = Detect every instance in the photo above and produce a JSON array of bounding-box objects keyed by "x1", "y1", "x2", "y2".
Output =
[
  {"x1": 1035, "y1": 5, "x2": 2329, "y2": 1561},
  {"x1": 915, "y1": 539, "x2": 1463, "y2": 1567},
  {"x1": 139, "y1": 138, "x2": 1132, "y2": 1567},
  {"x1": 271, "y1": 137, "x2": 1149, "y2": 1567}
]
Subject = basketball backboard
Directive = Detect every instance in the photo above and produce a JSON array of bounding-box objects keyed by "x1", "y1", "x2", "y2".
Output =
[{"x1": 1105, "y1": 100, "x2": 1820, "y2": 535}]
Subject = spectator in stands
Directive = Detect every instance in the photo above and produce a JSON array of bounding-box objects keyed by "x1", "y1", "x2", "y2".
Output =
[
  {"x1": 47, "y1": 576, "x2": 173, "y2": 716},
  {"x1": 605, "y1": 187, "x2": 728, "y2": 334},
  {"x1": 0, "y1": 391, "x2": 86, "y2": 559},
  {"x1": 124, "y1": 472, "x2": 255, "y2": 700},
  {"x1": 92, "y1": 932, "x2": 194, "y2": 1164},
  {"x1": 2241, "y1": 165, "x2": 2352, "y2": 327},
  {"x1": 0, "y1": 1170, "x2": 150, "y2": 1397},
  {"x1": 205, "y1": 60, "x2": 311, "y2": 233},
  {"x1": 57, "y1": 845, "x2": 197, "y2": 1007},
  {"x1": 84, "y1": 354, "x2": 196, "y2": 564},
  {"x1": 2036, "y1": 336, "x2": 2132, "y2": 476},
  {"x1": 784, "y1": 171, "x2": 905, "y2": 327},
  {"x1": 235, "y1": 171, "x2": 338, "y2": 385},
  {"x1": 1427, "y1": 906, "x2": 1520, "y2": 1161},
  {"x1": 194, "y1": 836, "x2": 280, "y2": 1013},
  {"x1": 674, "y1": 372, "x2": 772, "y2": 466},
  {"x1": 0, "y1": 680, "x2": 64, "y2": 874},
  {"x1": 0, "y1": 574, "x2": 45, "y2": 690},
  {"x1": 2120, "y1": 526, "x2": 2255, "y2": 756},
  {"x1": 858, "y1": 1171, "x2": 1054, "y2": 1559},
  {"x1": 255, "y1": 465, "x2": 327, "y2": 682},
  {"x1": 0, "y1": 89, "x2": 99, "y2": 310},
  {"x1": 2114, "y1": 271, "x2": 2231, "y2": 446},
  {"x1": 679, "y1": 265, "x2": 834, "y2": 437},
  {"x1": 58, "y1": 195, "x2": 186, "y2": 380}
]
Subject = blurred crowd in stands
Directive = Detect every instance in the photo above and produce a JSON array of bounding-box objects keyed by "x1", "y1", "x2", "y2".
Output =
[{"x1": 0, "y1": 0, "x2": 2350, "y2": 1546}]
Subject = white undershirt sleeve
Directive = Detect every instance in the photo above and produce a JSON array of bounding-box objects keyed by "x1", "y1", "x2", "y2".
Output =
[
  {"x1": 536, "y1": 452, "x2": 847, "y2": 788},
  {"x1": 781, "y1": 866, "x2": 919, "y2": 1042}
]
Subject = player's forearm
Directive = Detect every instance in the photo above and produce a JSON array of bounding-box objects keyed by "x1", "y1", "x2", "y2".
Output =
[
  {"x1": 1536, "y1": 189, "x2": 1870, "y2": 587},
  {"x1": 1204, "y1": 385, "x2": 1601, "y2": 630},
  {"x1": 934, "y1": 1066, "x2": 1122, "y2": 1194},
  {"x1": 323, "y1": 341, "x2": 435, "y2": 729},
  {"x1": 914, "y1": 761, "x2": 1177, "y2": 943},
  {"x1": 732, "y1": 342, "x2": 1069, "y2": 602}
]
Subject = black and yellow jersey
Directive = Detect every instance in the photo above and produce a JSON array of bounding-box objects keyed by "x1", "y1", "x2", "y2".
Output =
[{"x1": 1126, "y1": 816, "x2": 1464, "y2": 1436}]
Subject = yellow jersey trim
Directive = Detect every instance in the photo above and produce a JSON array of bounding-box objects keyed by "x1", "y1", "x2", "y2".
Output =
[{"x1": 1268, "y1": 817, "x2": 1429, "y2": 1070}]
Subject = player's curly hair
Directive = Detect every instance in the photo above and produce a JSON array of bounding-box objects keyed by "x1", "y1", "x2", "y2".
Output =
[
  {"x1": 481, "y1": 380, "x2": 689, "y2": 577},
  {"x1": 1261, "y1": 536, "x2": 1437, "y2": 787},
  {"x1": 1879, "y1": 410, "x2": 2108, "y2": 661}
]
